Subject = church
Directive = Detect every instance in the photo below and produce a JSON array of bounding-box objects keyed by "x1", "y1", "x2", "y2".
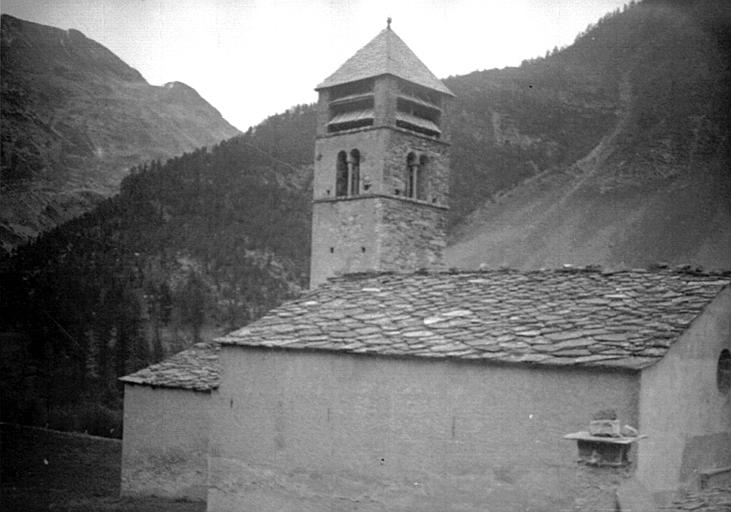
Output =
[{"x1": 120, "y1": 23, "x2": 731, "y2": 511}]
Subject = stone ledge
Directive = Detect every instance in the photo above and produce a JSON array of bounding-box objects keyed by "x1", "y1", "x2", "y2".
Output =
[
  {"x1": 313, "y1": 193, "x2": 449, "y2": 210},
  {"x1": 316, "y1": 124, "x2": 451, "y2": 145}
]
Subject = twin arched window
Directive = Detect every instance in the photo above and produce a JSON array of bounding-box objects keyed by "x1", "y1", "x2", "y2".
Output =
[
  {"x1": 406, "y1": 152, "x2": 428, "y2": 200},
  {"x1": 336, "y1": 149, "x2": 360, "y2": 197},
  {"x1": 334, "y1": 149, "x2": 429, "y2": 200}
]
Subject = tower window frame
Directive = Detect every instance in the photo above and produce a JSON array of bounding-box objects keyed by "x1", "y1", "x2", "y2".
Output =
[
  {"x1": 418, "y1": 154, "x2": 428, "y2": 200},
  {"x1": 335, "y1": 149, "x2": 362, "y2": 197},
  {"x1": 336, "y1": 151, "x2": 348, "y2": 197},
  {"x1": 327, "y1": 79, "x2": 375, "y2": 134},
  {"x1": 395, "y1": 79, "x2": 442, "y2": 138},
  {"x1": 405, "y1": 152, "x2": 428, "y2": 200},
  {"x1": 398, "y1": 80, "x2": 440, "y2": 107},
  {"x1": 329, "y1": 78, "x2": 374, "y2": 101},
  {"x1": 349, "y1": 149, "x2": 360, "y2": 196},
  {"x1": 718, "y1": 349, "x2": 731, "y2": 394},
  {"x1": 406, "y1": 152, "x2": 418, "y2": 199}
]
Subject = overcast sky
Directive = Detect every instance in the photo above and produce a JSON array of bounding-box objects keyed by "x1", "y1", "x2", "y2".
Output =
[{"x1": 2, "y1": 0, "x2": 629, "y2": 131}]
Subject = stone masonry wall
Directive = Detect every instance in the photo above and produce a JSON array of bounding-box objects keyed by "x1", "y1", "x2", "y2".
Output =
[
  {"x1": 378, "y1": 196, "x2": 447, "y2": 272},
  {"x1": 313, "y1": 130, "x2": 386, "y2": 199},
  {"x1": 311, "y1": 127, "x2": 449, "y2": 287},
  {"x1": 310, "y1": 199, "x2": 378, "y2": 288},
  {"x1": 310, "y1": 195, "x2": 447, "y2": 286},
  {"x1": 383, "y1": 128, "x2": 449, "y2": 207},
  {"x1": 315, "y1": 90, "x2": 330, "y2": 138}
]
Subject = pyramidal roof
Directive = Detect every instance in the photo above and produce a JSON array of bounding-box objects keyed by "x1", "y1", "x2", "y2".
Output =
[{"x1": 317, "y1": 26, "x2": 454, "y2": 96}]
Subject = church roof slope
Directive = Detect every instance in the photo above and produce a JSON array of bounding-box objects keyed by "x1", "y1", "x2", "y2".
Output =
[
  {"x1": 317, "y1": 27, "x2": 454, "y2": 96},
  {"x1": 119, "y1": 342, "x2": 220, "y2": 391},
  {"x1": 219, "y1": 268, "x2": 730, "y2": 371}
]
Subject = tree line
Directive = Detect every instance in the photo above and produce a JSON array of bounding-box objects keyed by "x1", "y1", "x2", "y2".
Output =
[{"x1": 0, "y1": 106, "x2": 315, "y2": 436}]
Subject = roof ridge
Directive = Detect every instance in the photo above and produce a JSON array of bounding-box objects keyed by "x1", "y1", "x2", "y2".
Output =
[{"x1": 325, "y1": 265, "x2": 731, "y2": 282}]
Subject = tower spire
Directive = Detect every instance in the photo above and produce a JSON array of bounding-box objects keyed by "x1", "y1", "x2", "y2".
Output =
[{"x1": 310, "y1": 25, "x2": 453, "y2": 287}]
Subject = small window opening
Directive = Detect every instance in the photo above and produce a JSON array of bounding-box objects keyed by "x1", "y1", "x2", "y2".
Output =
[
  {"x1": 329, "y1": 78, "x2": 374, "y2": 101},
  {"x1": 406, "y1": 152, "x2": 418, "y2": 199},
  {"x1": 350, "y1": 149, "x2": 360, "y2": 196},
  {"x1": 398, "y1": 80, "x2": 440, "y2": 107},
  {"x1": 361, "y1": 247, "x2": 366, "y2": 253},
  {"x1": 328, "y1": 79, "x2": 375, "y2": 134},
  {"x1": 718, "y1": 349, "x2": 731, "y2": 393},
  {"x1": 329, "y1": 247, "x2": 334, "y2": 254},
  {"x1": 418, "y1": 154, "x2": 428, "y2": 200},
  {"x1": 336, "y1": 151, "x2": 348, "y2": 197},
  {"x1": 396, "y1": 98, "x2": 441, "y2": 124},
  {"x1": 395, "y1": 81, "x2": 441, "y2": 138},
  {"x1": 335, "y1": 149, "x2": 361, "y2": 197}
]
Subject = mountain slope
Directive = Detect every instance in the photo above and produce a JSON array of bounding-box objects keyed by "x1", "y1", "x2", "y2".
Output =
[
  {"x1": 0, "y1": 14, "x2": 240, "y2": 253},
  {"x1": 446, "y1": 0, "x2": 731, "y2": 270},
  {"x1": 446, "y1": 164, "x2": 731, "y2": 270},
  {"x1": 0, "y1": 107, "x2": 313, "y2": 432}
]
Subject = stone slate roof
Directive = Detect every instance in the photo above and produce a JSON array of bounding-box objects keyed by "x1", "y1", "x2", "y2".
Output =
[
  {"x1": 317, "y1": 27, "x2": 454, "y2": 96},
  {"x1": 219, "y1": 268, "x2": 730, "y2": 371},
  {"x1": 119, "y1": 342, "x2": 220, "y2": 391}
]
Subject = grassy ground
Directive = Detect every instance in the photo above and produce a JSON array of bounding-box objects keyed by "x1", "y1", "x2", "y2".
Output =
[{"x1": 0, "y1": 423, "x2": 205, "y2": 512}]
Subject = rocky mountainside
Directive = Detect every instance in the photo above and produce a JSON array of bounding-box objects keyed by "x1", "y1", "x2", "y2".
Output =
[
  {"x1": 446, "y1": 0, "x2": 731, "y2": 270},
  {"x1": 0, "y1": 14, "x2": 239, "y2": 253}
]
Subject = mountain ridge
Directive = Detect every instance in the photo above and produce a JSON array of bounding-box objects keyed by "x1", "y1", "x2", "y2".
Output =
[
  {"x1": 0, "y1": 14, "x2": 240, "y2": 253},
  {"x1": 446, "y1": 0, "x2": 731, "y2": 271},
  {"x1": 0, "y1": 14, "x2": 145, "y2": 82}
]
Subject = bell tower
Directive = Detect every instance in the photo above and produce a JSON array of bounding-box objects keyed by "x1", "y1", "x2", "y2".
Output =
[{"x1": 310, "y1": 22, "x2": 454, "y2": 288}]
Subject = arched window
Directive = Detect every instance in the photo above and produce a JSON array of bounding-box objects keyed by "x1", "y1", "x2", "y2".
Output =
[
  {"x1": 718, "y1": 349, "x2": 731, "y2": 393},
  {"x1": 336, "y1": 151, "x2": 348, "y2": 197},
  {"x1": 406, "y1": 152, "x2": 418, "y2": 199},
  {"x1": 349, "y1": 149, "x2": 360, "y2": 196}
]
